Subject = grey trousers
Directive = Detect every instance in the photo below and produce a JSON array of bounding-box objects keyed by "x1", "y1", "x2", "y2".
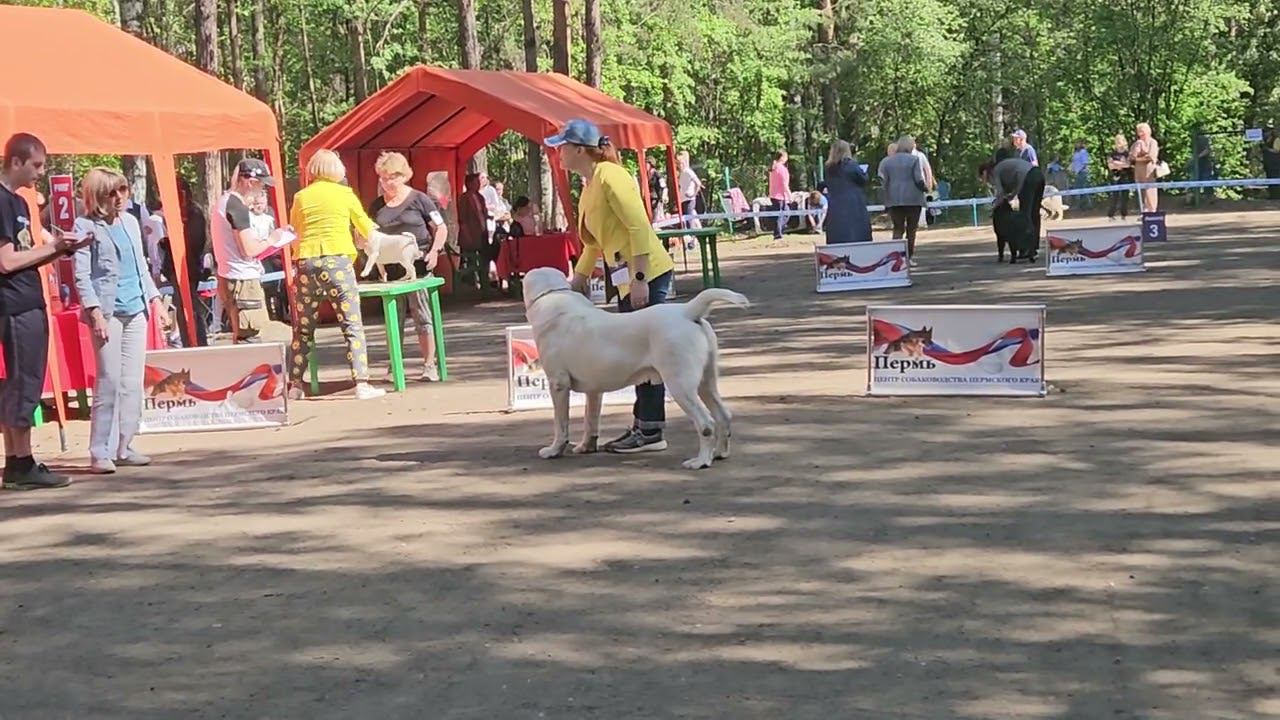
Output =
[{"x1": 90, "y1": 312, "x2": 148, "y2": 463}]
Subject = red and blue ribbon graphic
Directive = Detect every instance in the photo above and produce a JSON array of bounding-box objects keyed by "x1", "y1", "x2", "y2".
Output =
[
  {"x1": 144, "y1": 364, "x2": 283, "y2": 402},
  {"x1": 818, "y1": 250, "x2": 906, "y2": 274},
  {"x1": 872, "y1": 320, "x2": 1040, "y2": 367},
  {"x1": 1048, "y1": 234, "x2": 1141, "y2": 259}
]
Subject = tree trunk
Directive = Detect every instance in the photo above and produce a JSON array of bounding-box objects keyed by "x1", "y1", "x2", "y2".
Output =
[
  {"x1": 584, "y1": 0, "x2": 601, "y2": 87},
  {"x1": 195, "y1": 0, "x2": 222, "y2": 212},
  {"x1": 250, "y1": 0, "x2": 268, "y2": 101},
  {"x1": 270, "y1": 0, "x2": 286, "y2": 120},
  {"x1": 225, "y1": 0, "x2": 245, "y2": 89},
  {"x1": 815, "y1": 0, "x2": 838, "y2": 137},
  {"x1": 457, "y1": 0, "x2": 484, "y2": 172},
  {"x1": 522, "y1": 0, "x2": 544, "y2": 220},
  {"x1": 117, "y1": 0, "x2": 150, "y2": 204},
  {"x1": 552, "y1": 0, "x2": 570, "y2": 75},
  {"x1": 417, "y1": 0, "x2": 430, "y2": 62},
  {"x1": 350, "y1": 17, "x2": 369, "y2": 101},
  {"x1": 298, "y1": 3, "x2": 322, "y2": 131},
  {"x1": 457, "y1": 0, "x2": 480, "y2": 68}
]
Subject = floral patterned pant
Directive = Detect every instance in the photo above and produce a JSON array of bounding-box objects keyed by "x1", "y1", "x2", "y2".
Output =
[{"x1": 289, "y1": 255, "x2": 369, "y2": 385}]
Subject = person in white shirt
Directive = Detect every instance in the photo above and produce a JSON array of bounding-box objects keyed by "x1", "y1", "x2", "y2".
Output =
[
  {"x1": 676, "y1": 150, "x2": 702, "y2": 249},
  {"x1": 1069, "y1": 140, "x2": 1092, "y2": 208},
  {"x1": 210, "y1": 158, "x2": 288, "y2": 343}
]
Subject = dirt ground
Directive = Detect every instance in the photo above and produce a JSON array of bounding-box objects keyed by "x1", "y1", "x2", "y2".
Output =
[{"x1": 3, "y1": 209, "x2": 1277, "y2": 719}]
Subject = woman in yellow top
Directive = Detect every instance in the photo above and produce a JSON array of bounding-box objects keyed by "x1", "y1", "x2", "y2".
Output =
[
  {"x1": 287, "y1": 149, "x2": 398, "y2": 401},
  {"x1": 547, "y1": 119, "x2": 676, "y2": 454}
]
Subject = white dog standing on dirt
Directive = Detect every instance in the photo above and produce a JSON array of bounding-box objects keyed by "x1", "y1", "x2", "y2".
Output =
[{"x1": 522, "y1": 267, "x2": 748, "y2": 469}]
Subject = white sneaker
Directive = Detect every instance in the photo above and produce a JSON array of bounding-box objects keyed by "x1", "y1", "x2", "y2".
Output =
[
  {"x1": 354, "y1": 383, "x2": 386, "y2": 400},
  {"x1": 287, "y1": 386, "x2": 305, "y2": 401},
  {"x1": 90, "y1": 459, "x2": 117, "y2": 475},
  {"x1": 909, "y1": 258, "x2": 919, "y2": 268},
  {"x1": 115, "y1": 452, "x2": 151, "y2": 467},
  {"x1": 420, "y1": 364, "x2": 440, "y2": 382}
]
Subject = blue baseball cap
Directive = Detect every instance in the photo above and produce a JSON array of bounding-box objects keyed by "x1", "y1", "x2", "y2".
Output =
[{"x1": 544, "y1": 119, "x2": 605, "y2": 148}]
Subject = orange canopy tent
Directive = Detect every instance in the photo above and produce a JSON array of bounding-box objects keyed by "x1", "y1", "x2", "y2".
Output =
[
  {"x1": 299, "y1": 66, "x2": 679, "y2": 229},
  {"x1": 0, "y1": 5, "x2": 291, "y2": 344}
]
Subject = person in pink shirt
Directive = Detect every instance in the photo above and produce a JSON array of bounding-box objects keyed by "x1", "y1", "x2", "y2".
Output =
[{"x1": 768, "y1": 151, "x2": 791, "y2": 239}]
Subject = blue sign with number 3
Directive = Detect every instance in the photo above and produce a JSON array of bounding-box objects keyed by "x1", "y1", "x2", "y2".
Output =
[{"x1": 1142, "y1": 212, "x2": 1167, "y2": 242}]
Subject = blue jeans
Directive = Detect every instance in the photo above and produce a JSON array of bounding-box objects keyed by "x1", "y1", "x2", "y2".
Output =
[
  {"x1": 1072, "y1": 170, "x2": 1091, "y2": 207},
  {"x1": 771, "y1": 199, "x2": 787, "y2": 238},
  {"x1": 616, "y1": 270, "x2": 674, "y2": 431}
]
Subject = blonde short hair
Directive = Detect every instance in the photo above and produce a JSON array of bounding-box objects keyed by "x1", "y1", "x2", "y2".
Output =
[
  {"x1": 374, "y1": 151, "x2": 413, "y2": 180},
  {"x1": 81, "y1": 167, "x2": 128, "y2": 219},
  {"x1": 307, "y1": 149, "x2": 347, "y2": 183},
  {"x1": 896, "y1": 135, "x2": 916, "y2": 154}
]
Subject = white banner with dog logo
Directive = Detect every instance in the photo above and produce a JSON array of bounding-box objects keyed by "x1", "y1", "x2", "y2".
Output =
[
  {"x1": 507, "y1": 325, "x2": 635, "y2": 411},
  {"x1": 1045, "y1": 225, "x2": 1145, "y2": 276},
  {"x1": 139, "y1": 344, "x2": 289, "y2": 433},
  {"x1": 866, "y1": 305, "x2": 1046, "y2": 397},
  {"x1": 814, "y1": 240, "x2": 911, "y2": 292}
]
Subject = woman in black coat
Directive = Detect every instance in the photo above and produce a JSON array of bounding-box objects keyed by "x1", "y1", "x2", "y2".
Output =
[{"x1": 822, "y1": 140, "x2": 873, "y2": 244}]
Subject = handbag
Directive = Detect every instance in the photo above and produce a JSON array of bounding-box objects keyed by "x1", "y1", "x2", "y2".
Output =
[{"x1": 1154, "y1": 160, "x2": 1171, "y2": 179}]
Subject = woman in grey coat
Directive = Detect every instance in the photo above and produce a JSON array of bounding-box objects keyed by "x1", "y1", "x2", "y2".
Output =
[
  {"x1": 73, "y1": 168, "x2": 161, "y2": 474},
  {"x1": 877, "y1": 135, "x2": 928, "y2": 264},
  {"x1": 821, "y1": 140, "x2": 873, "y2": 244}
]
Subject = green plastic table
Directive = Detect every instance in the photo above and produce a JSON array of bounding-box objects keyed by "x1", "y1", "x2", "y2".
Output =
[
  {"x1": 655, "y1": 227, "x2": 722, "y2": 288},
  {"x1": 308, "y1": 275, "x2": 447, "y2": 395}
]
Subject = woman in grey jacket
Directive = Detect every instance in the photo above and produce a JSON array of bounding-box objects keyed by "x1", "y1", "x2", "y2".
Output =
[
  {"x1": 877, "y1": 135, "x2": 927, "y2": 264},
  {"x1": 73, "y1": 168, "x2": 161, "y2": 474}
]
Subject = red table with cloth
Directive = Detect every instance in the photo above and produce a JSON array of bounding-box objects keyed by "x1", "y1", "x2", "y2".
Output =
[
  {"x1": 496, "y1": 232, "x2": 579, "y2": 278},
  {"x1": 41, "y1": 306, "x2": 165, "y2": 395}
]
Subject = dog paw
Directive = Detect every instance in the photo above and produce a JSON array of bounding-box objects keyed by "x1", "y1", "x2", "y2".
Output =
[
  {"x1": 681, "y1": 456, "x2": 713, "y2": 470},
  {"x1": 572, "y1": 436, "x2": 599, "y2": 454},
  {"x1": 539, "y1": 443, "x2": 567, "y2": 459},
  {"x1": 714, "y1": 447, "x2": 731, "y2": 460}
]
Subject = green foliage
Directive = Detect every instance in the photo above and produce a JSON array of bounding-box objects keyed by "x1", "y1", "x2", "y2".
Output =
[{"x1": 9, "y1": 0, "x2": 1278, "y2": 202}]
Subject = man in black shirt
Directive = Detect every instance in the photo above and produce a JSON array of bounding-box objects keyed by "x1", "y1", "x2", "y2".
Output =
[{"x1": 0, "y1": 133, "x2": 91, "y2": 490}]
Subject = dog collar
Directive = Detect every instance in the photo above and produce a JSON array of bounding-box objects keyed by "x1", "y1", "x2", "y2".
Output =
[{"x1": 526, "y1": 286, "x2": 576, "y2": 309}]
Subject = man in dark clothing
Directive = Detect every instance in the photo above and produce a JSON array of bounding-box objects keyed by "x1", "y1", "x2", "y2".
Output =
[
  {"x1": 160, "y1": 180, "x2": 209, "y2": 346},
  {"x1": 0, "y1": 133, "x2": 91, "y2": 490},
  {"x1": 1263, "y1": 128, "x2": 1280, "y2": 201}
]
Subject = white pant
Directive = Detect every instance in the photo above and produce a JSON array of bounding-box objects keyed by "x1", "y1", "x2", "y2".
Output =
[{"x1": 90, "y1": 312, "x2": 147, "y2": 463}]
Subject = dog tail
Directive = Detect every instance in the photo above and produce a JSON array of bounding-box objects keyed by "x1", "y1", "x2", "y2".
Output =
[{"x1": 680, "y1": 288, "x2": 749, "y2": 321}]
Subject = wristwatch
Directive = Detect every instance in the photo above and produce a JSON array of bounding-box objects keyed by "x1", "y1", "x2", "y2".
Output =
[{"x1": 634, "y1": 271, "x2": 646, "y2": 282}]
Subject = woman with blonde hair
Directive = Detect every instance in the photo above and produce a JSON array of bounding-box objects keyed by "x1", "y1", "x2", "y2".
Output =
[
  {"x1": 822, "y1": 139, "x2": 872, "y2": 244},
  {"x1": 1130, "y1": 122, "x2": 1161, "y2": 211},
  {"x1": 368, "y1": 151, "x2": 448, "y2": 381},
  {"x1": 1106, "y1": 133, "x2": 1134, "y2": 220},
  {"x1": 287, "y1": 149, "x2": 402, "y2": 401},
  {"x1": 72, "y1": 168, "x2": 162, "y2": 474}
]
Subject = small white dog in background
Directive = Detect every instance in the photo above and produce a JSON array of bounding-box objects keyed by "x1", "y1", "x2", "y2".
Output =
[
  {"x1": 361, "y1": 230, "x2": 421, "y2": 281},
  {"x1": 1041, "y1": 185, "x2": 1070, "y2": 220},
  {"x1": 521, "y1": 267, "x2": 749, "y2": 470}
]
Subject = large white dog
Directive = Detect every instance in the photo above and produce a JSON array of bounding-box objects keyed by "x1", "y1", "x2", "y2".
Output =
[{"x1": 522, "y1": 267, "x2": 749, "y2": 470}]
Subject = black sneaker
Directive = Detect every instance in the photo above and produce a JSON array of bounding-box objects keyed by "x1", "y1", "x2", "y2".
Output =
[
  {"x1": 2, "y1": 463, "x2": 72, "y2": 491},
  {"x1": 603, "y1": 428, "x2": 668, "y2": 454}
]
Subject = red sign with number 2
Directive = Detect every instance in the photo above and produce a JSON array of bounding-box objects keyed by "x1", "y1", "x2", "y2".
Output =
[{"x1": 48, "y1": 174, "x2": 75, "y2": 232}]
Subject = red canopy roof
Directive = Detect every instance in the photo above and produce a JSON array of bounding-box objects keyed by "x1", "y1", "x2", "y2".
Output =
[{"x1": 301, "y1": 66, "x2": 674, "y2": 163}]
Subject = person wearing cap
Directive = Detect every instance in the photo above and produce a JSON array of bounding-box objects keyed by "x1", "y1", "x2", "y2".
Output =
[
  {"x1": 545, "y1": 119, "x2": 677, "y2": 454},
  {"x1": 210, "y1": 158, "x2": 290, "y2": 343},
  {"x1": 1011, "y1": 129, "x2": 1039, "y2": 167}
]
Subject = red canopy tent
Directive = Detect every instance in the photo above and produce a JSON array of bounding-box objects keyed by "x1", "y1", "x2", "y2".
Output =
[
  {"x1": 0, "y1": 5, "x2": 292, "y2": 344},
  {"x1": 299, "y1": 66, "x2": 680, "y2": 232}
]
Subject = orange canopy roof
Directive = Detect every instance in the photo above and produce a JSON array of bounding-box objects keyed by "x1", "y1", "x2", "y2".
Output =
[
  {"x1": 0, "y1": 5, "x2": 280, "y2": 154},
  {"x1": 301, "y1": 66, "x2": 674, "y2": 162}
]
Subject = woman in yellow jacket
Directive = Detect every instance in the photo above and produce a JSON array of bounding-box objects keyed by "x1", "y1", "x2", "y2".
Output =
[
  {"x1": 547, "y1": 119, "x2": 676, "y2": 454},
  {"x1": 287, "y1": 149, "x2": 398, "y2": 401}
]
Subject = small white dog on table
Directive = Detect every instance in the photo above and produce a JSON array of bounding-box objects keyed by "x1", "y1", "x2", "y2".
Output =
[{"x1": 521, "y1": 267, "x2": 748, "y2": 470}]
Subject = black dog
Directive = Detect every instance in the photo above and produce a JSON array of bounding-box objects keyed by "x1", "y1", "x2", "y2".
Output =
[{"x1": 992, "y1": 205, "x2": 1037, "y2": 264}]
